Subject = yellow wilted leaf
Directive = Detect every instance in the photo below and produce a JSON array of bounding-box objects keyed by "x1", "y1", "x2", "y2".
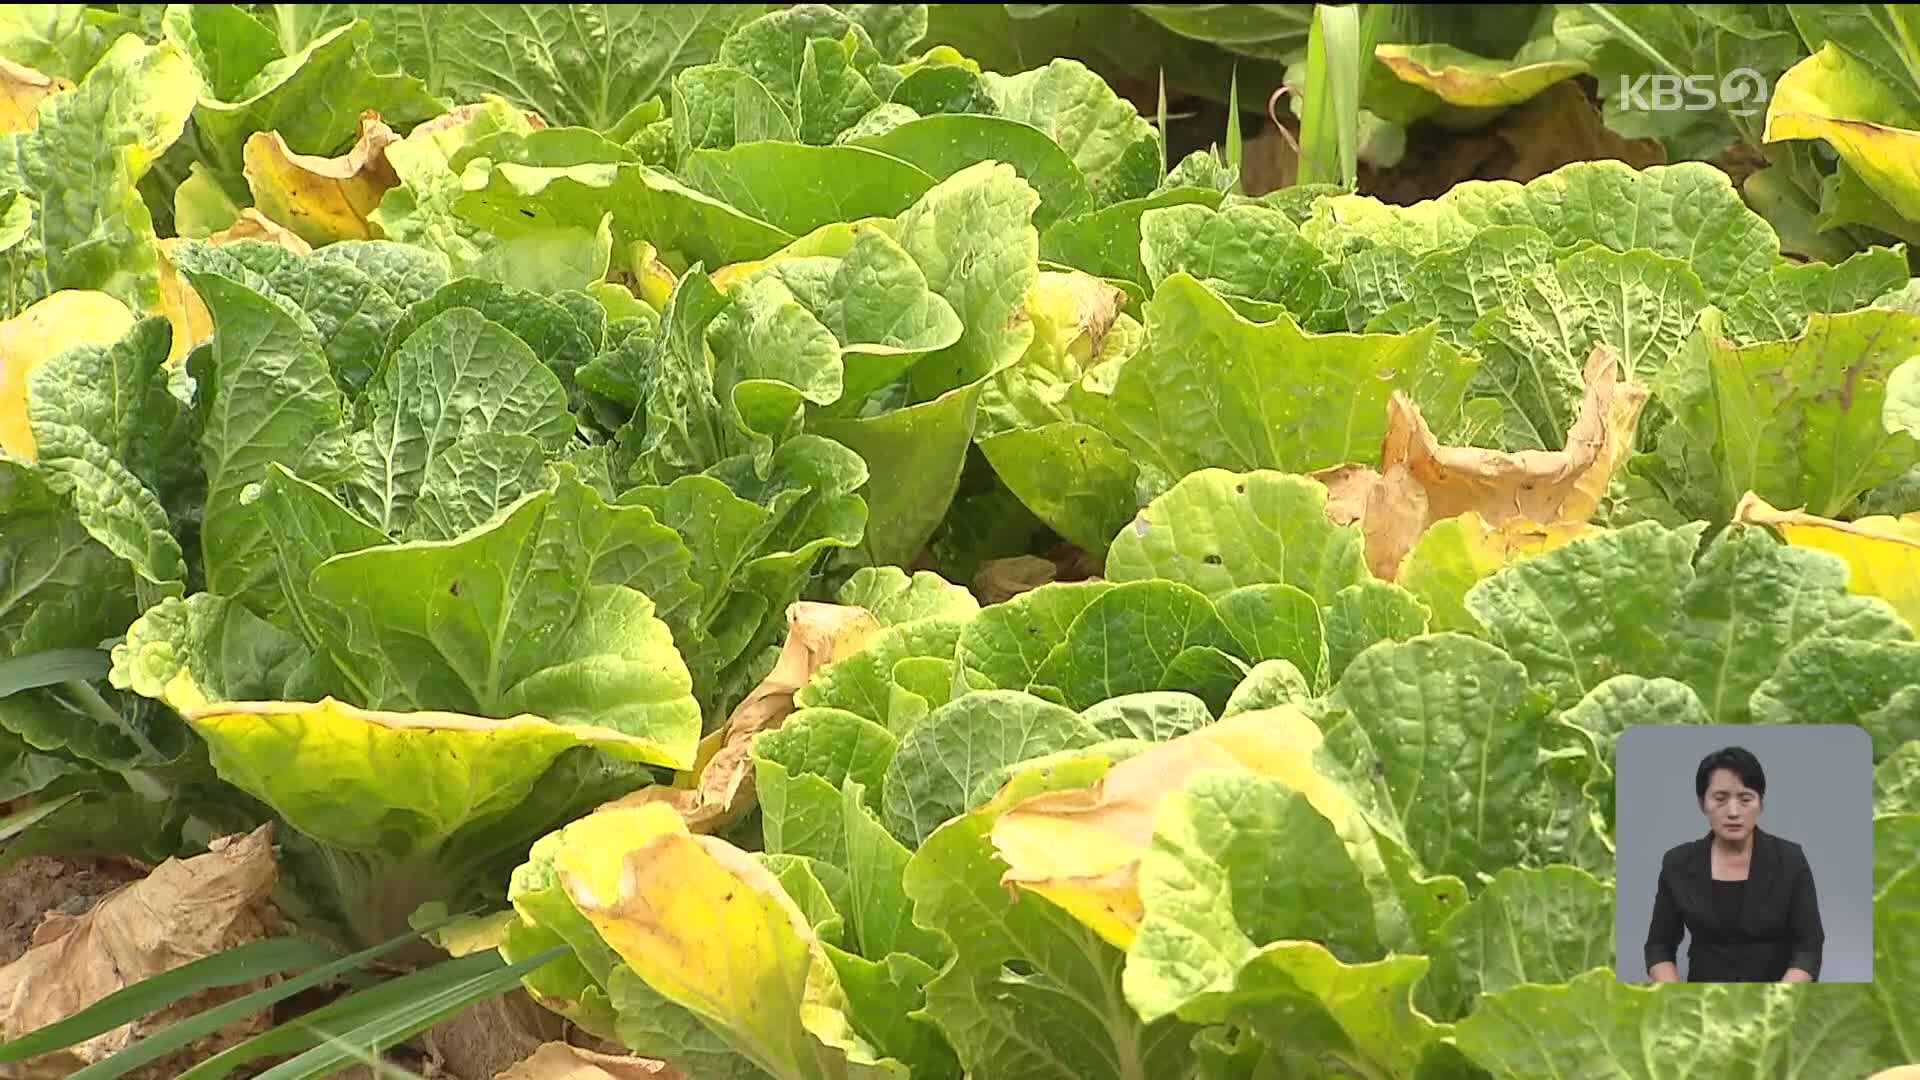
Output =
[
  {"x1": 172, "y1": 699, "x2": 686, "y2": 863},
  {"x1": 560, "y1": 831, "x2": 813, "y2": 1016},
  {"x1": 1373, "y1": 43, "x2": 1586, "y2": 109},
  {"x1": 556, "y1": 826, "x2": 900, "y2": 1078},
  {"x1": 626, "y1": 240, "x2": 679, "y2": 309},
  {"x1": 154, "y1": 238, "x2": 211, "y2": 367},
  {"x1": 0, "y1": 290, "x2": 138, "y2": 458},
  {"x1": 709, "y1": 260, "x2": 764, "y2": 292},
  {"x1": 0, "y1": 58, "x2": 69, "y2": 132},
  {"x1": 990, "y1": 707, "x2": 1348, "y2": 949},
  {"x1": 601, "y1": 601, "x2": 881, "y2": 832},
  {"x1": 1025, "y1": 270, "x2": 1125, "y2": 366},
  {"x1": 153, "y1": 214, "x2": 312, "y2": 367},
  {"x1": 1765, "y1": 42, "x2": 1920, "y2": 222},
  {"x1": 1397, "y1": 510, "x2": 1596, "y2": 633},
  {"x1": 1316, "y1": 343, "x2": 1645, "y2": 579},
  {"x1": 549, "y1": 803, "x2": 690, "y2": 906},
  {"x1": 1735, "y1": 492, "x2": 1920, "y2": 630},
  {"x1": 243, "y1": 110, "x2": 400, "y2": 246}
]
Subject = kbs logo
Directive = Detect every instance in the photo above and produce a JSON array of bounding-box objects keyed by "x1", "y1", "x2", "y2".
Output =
[{"x1": 1615, "y1": 68, "x2": 1770, "y2": 117}]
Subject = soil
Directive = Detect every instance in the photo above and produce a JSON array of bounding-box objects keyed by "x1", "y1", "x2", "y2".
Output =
[
  {"x1": 0, "y1": 854, "x2": 149, "y2": 966},
  {"x1": 415, "y1": 992, "x2": 568, "y2": 1078}
]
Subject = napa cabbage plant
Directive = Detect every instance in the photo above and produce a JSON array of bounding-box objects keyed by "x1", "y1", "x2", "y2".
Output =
[
  {"x1": 0, "y1": 291, "x2": 230, "y2": 865},
  {"x1": 497, "y1": 466, "x2": 1920, "y2": 1078},
  {"x1": 87, "y1": 235, "x2": 873, "y2": 946}
]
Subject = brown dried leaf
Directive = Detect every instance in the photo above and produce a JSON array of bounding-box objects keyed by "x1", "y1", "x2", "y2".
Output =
[
  {"x1": 207, "y1": 208, "x2": 315, "y2": 254},
  {"x1": 598, "y1": 601, "x2": 881, "y2": 832},
  {"x1": 0, "y1": 825, "x2": 280, "y2": 1080},
  {"x1": 0, "y1": 58, "x2": 68, "y2": 133},
  {"x1": 1319, "y1": 343, "x2": 1647, "y2": 579},
  {"x1": 973, "y1": 555, "x2": 1058, "y2": 603},
  {"x1": 243, "y1": 110, "x2": 400, "y2": 246},
  {"x1": 1030, "y1": 270, "x2": 1126, "y2": 361},
  {"x1": 1358, "y1": 463, "x2": 1430, "y2": 579},
  {"x1": 495, "y1": 1042, "x2": 686, "y2": 1080},
  {"x1": 1312, "y1": 462, "x2": 1376, "y2": 527}
]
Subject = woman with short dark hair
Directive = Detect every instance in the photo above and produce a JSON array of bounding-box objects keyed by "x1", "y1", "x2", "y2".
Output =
[{"x1": 1644, "y1": 746, "x2": 1825, "y2": 982}]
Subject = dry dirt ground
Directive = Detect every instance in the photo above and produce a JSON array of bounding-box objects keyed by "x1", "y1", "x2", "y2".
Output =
[{"x1": 0, "y1": 855, "x2": 149, "y2": 966}]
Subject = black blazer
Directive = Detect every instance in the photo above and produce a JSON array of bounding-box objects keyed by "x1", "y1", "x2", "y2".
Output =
[{"x1": 1644, "y1": 827, "x2": 1824, "y2": 982}]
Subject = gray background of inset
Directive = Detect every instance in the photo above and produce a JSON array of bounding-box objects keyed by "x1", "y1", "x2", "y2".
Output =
[{"x1": 1613, "y1": 724, "x2": 1874, "y2": 983}]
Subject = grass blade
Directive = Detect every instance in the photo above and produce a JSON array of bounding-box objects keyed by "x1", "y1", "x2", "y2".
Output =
[
  {"x1": 1322, "y1": 4, "x2": 1362, "y2": 188},
  {"x1": 1225, "y1": 63, "x2": 1244, "y2": 193},
  {"x1": 0, "y1": 937, "x2": 339, "y2": 1064},
  {"x1": 1295, "y1": 2, "x2": 1386, "y2": 190},
  {"x1": 1296, "y1": 4, "x2": 1349, "y2": 186},
  {"x1": 176, "y1": 952, "x2": 512, "y2": 1080},
  {"x1": 250, "y1": 947, "x2": 565, "y2": 1080},
  {"x1": 1573, "y1": 4, "x2": 1687, "y2": 80},
  {"x1": 64, "y1": 917, "x2": 470, "y2": 1080},
  {"x1": 0, "y1": 649, "x2": 111, "y2": 696},
  {"x1": 1886, "y1": 4, "x2": 1920, "y2": 95},
  {"x1": 1157, "y1": 67, "x2": 1169, "y2": 178},
  {"x1": 1358, "y1": 2, "x2": 1391, "y2": 85}
]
